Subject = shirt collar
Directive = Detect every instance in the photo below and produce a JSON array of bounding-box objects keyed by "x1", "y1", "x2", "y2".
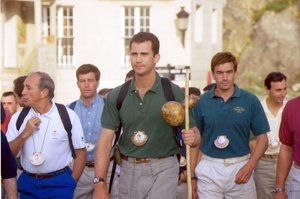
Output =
[
  {"x1": 209, "y1": 84, "x2": 241, "y2": 99},
  {"x1": 129, "y1": 72, "x2": 161, "y2": 94},
  {"x1": 29, "y1": 102, "x2": 55, "y2": 118},
  {"x1": 78, "y1": 95, "x2": 100, "y2": 107}
]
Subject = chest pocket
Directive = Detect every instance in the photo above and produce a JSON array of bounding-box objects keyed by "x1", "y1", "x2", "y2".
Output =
[{"x1": 48, "y1": 120, "x2": 68, "y2": 141}]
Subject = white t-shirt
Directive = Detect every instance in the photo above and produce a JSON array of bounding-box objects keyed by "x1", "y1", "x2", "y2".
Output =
[
  {"x1": 261, "y1": 97, "x2": 286, "y2": 154},
  {"x1": 6, "y1": 103, "x2": 86, "y2": 173}
]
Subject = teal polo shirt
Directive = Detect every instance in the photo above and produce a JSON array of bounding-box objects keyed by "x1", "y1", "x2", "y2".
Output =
[
  {"x1": 193, "y1": 85, "x2": 269, "y2": 158},
  {"x1": 102, "y1": 73, "x2": 196, "y2": 158}
]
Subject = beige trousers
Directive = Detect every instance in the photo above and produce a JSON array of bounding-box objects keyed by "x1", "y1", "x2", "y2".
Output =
[
  {"x1": 254, "y1": 157, "x2": 291, "y2": 199},
  {"x1": 73, "y1": 161, "x2": 119, "y2": 199}
]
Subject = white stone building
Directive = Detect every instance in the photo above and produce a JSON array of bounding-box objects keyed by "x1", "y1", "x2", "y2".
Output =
[{"x1": 1, "y1": 0, "x2": 225, "y2": 103}]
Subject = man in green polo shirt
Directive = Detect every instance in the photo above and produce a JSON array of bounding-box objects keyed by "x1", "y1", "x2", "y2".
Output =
[
  {"x1": 192, "y1": 52, "x2": 269, "y2": 199},
  {"x1": 93, "y1": 32, "x2": 200, "y2": 199}
]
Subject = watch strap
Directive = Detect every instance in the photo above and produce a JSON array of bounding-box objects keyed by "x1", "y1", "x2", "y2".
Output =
[
  {"x1": 272, "y1": 187, "x2": 285, "y2": 193},
  {"x1": 94, "y1": 177, "x2": 105, "y2": 184}
]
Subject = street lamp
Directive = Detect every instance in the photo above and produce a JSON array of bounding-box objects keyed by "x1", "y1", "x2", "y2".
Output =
[{"x1": 176, "y1": 6, "x2": 189, "y2": 48}]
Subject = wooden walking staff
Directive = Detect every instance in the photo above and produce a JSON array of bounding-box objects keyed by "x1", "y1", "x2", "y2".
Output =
[{"x1": 184, "y1": 69, "x2": 192, "y2": 199}]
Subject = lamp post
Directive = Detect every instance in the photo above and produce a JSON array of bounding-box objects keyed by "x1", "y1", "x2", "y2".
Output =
[{"x1": 176, "y1": 6, "x2": 189, "y2": 48}]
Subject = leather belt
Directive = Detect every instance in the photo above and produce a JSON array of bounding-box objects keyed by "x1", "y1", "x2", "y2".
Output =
[
  {"x1": 294, "y1": 162, "x2": 300, "y2": 170},
  {"x1": 202, "y1": 154, "x2": 250, "y2": 166},
  {"x1": 85, "y1": 162, "x2": 95, "y2": 168},
  {"x1": 121, "y1": 154, "x2": 172, "y2": 164},
  {"x1": 262, "y1": 154, "x2": 279, "y2": 159},
  {"x1": 25, "y1": 166, "x2": 69, "y2": 179}
]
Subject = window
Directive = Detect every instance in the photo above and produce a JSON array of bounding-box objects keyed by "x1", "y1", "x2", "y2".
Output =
[
  {"x1": 57, "y1": 6, "x2": 74, "y2": 68},
  {"x1": 123, "y1": 6, "x2": 150, "y2": 67}
]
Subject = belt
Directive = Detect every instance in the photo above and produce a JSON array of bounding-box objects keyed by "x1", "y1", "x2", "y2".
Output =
[
  {"x1": 25, "y1": 166, "x2": 69, "y2": 179},
  {"x1": 121, "y1": 154, "x2": 173, "y2": 164},
  {"x1": 294, "y1": 162, "x2": 300, "y2": 170},
  {"x1": 262, "y1": 154, "x2": 279, "y2": 159},
  {"x1": 85, "y1": 162, "x2": 95, "y2": 168},
  {"x1": 202, "y1": 154, "x2": 250, "y2": 166}
]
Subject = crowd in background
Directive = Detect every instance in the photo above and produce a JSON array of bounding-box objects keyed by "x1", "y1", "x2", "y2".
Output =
[{"x1": 1, "y1": 32, "x2": 299, "y2": 199}]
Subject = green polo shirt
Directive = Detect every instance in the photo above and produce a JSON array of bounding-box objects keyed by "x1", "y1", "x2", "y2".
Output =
[
  {"x1": 102, "y1": 73, "x2": 195, "y2": 158},
  {"x1": 193, "y1": 84, "x2": 269, "y2": 158}
]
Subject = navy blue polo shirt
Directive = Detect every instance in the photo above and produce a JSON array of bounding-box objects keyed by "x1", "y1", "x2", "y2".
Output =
[{"x1": 193, "y1": 85, "x2": 269, "y2": 158}]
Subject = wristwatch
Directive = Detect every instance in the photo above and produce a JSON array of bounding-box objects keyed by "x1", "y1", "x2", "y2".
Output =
[
  {"x1": 93, "y1": 177, "x2": 105, "y2": 184},
  {"x1": 272, "y1": 187, "x2": 285, "y2": 193},
  {"x1": 191, "y1": 176, "x2": 197, "y2": 181}
]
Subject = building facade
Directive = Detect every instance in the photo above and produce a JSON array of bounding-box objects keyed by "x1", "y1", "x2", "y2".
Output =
[{"x1": 1, "y1": 0, "x2": 225, "y2": 103}]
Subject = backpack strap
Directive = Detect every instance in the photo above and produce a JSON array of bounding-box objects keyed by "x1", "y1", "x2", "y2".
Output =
[
  {"x1": 16, "y1": 107, "x2": 31, "y2": 131},
  {"x1": 161, "y1": 77, "x2": 175, "y2": 101},
  {"x1": 116, "y1": 80, "x2": 131, "y2": 111},
  {"x1": 69, "y1": 100, "x2": 77, "y2": 110},
  {"x1": 113, "y1": 80, "x2": 132, "y2": 148},
  {"x1": 109, "y1": 80, "x2": 131, "y2": 193},
  {"x1": 56, "y1": 103, "x2": 77, "y2": 159}
]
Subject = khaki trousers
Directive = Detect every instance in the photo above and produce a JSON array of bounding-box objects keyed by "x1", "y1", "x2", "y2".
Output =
[
  {"x1": 254, "y1": 157, "x2": 291, "y2": 199},
  {"x1": 118, "y1": 155, "x2": 178, "y2": 199},
  {"x1": 73, "y1": 161, "x2": 119, "y2": 199}
]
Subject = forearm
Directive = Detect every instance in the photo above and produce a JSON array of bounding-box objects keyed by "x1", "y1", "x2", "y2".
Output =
[
  {"x1": 9, "y1": 118, "x2": 41, "y2": 156},
  {"x1": 249, "y1": 140, "x2": 256, "y2": 156},
  {"x1": 275, "y1": 144, "x2": 293, "y2": 188},
  {"x1": 190, "y1": 127, "x2": 200, "y2": 175},
  {"x1": 72, "y1": 148, "x2": 87, "y2": 181},
  {"x1": 94, "y1": 137, "x2": 112, "y2": 181},
  {"x1": 3, "y1": 177, "x2": 18, "y2": 199},
  {"x1": 191, "y1": 127, "x2": 201, "y2": 148},
  {"x1": 248, "y1": 133, "x2": 268, "y2": 168},
  {"x1": 9, "y1": 135, "x2": 26, "y2": 156},
  {"x1": 94, "y1": 130, "x2": 114, "y2": 191}
]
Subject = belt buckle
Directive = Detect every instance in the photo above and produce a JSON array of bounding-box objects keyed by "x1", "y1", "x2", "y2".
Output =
[
  {"x1": 134, "y1": 158, "x2": 150, "y2": 164},
  {"x1": 224, "y1": 158, "x2": 233, "y2": 166}
]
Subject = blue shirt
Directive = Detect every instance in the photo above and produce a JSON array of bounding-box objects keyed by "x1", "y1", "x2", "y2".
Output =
[
  {"x1": 1, "y1": 131, "x2": 17, "y2": 179},
  {"x1": 193, "y1": 85, "x2": 269, "y2": 158},
  {"x1": 69, "y1": 95, "x2": 105, "y2": 162}
]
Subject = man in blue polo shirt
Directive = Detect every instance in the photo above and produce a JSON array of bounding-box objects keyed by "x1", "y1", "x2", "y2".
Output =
[{"x1": 192, "y1": 52, "x2": 269, "y2": 199}]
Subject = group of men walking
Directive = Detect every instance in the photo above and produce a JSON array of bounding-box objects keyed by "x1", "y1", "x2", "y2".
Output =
[{"x1": 1, "y1": 31, "x2": 299, "y2": 199}]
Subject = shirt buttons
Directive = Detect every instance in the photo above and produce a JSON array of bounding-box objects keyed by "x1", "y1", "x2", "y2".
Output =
[{"x1": 139, "y1": 102, "x2": 143, "y2": 106}]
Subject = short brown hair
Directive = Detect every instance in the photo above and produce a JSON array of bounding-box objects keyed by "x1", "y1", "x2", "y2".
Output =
[
  {"x1": 1, "y1": 91, "x2": 17, "y2": 99},
  {"x1": 13, "y1": 75, "x2": 27, "y2": 97},
  {"x1": 211, "y1": 52, "x2": 237, "y2": 72},
  {"x1": 130, "y1": 32, "x2": 160, "y2": 55},
  {"x1": 76, "y1": 64, "x2": 100, "y2": 81}
]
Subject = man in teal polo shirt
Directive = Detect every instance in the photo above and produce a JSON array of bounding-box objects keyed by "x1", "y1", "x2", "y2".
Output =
[
  {"x1": 93, "y1": 32, "x2": 200, "y2": 199},
  {"x1": 192, "y1": 52, "x2": 269, "y2": 199}
]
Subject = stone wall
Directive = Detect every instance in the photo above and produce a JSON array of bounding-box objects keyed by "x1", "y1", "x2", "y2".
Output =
[{"x1": 223, "y1": 0, "x2": 300, "y2": 96}]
